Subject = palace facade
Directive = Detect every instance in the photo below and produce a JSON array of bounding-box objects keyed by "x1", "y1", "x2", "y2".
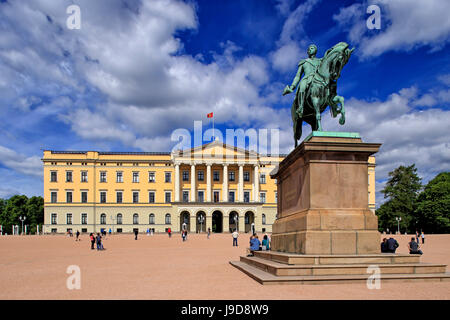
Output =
[{"x1": 42, "y1": 141, "x2": 376, "y2": 234}]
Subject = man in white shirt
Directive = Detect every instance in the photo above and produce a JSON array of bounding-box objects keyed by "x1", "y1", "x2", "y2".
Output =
[{"x1": 232, "y1": 230, "x2": 239, "y2": 247}]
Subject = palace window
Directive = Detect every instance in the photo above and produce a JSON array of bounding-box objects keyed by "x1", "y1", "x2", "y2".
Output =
[
  {"x1": 165, "y1": 214, "x2": 171, "y2": 224},
  {"x1": 165, "y1": 192, "x2": 171, "y2": 203},
  {"x1": 229, "y1": 191, "x2": 235, "y2": 202},
  {"x1": 244, "y1": 171, "x2": 250, "y2": 182},
  {"x1": 117, "y1": 213, "x2": 123, "y2": 225},
  {"x1": 149, "y1": 191, "x2": 155, "y2": 203},
  {"x1": 262, "y1": 214, "x2": 266, "y2": 225},
  {"x1": 213, "y1": 191, "x2": 220, "y2": 202},
  {"x1": 244, "y1": 191, "x2": 250, "y2": 203},
  {"x1": 182, "y1": 171, "x2": 189, "y2": 181},
  {"x1": 116, "y1": 171, "x2": 123, "y2": 183},
  {"x1": 133, "y1": 191, "x2": 139, "y2": 203},
  {"x1": 100, "y1": 191, "x2": 107, "y2": 203},
  {"x1": 165, "y1": 172, "x2": 171, "y2": 183},
  {"x1": 81, "y1": 171, "x2": 88, "y2": 182},
  {"x1": 50, "y1": 171, "x2": 57, "y2": 182},
  {"x1": 228, "y1": 171, "x2": 235, "y2": 181},
  {"x1": 198, "y1": 170, "x2": 204, "y2": 181},
  {"x1": 260, "y1": 192, "x2": 266, "y2": 203},
  {"x1": 66, "y1": 213, "x2": 72, "y2": 225},
  {"x1": 133, "y1": 214, "x2": 139, "y2": 224},
  {"x1": 132, "y1": 172, "x2": 139, "y2": 183},
  {"x1": 100, "y1": 171, "x2": 107, "y2": 183},
  {"x1": 259, "y1": 174, "x2": 266, "y2": 184},
  {"x1": 116, "y1": 191, "x2": 123, "y2": 203},
  {"x1": 182, "y1": 191, "x2": 189, "y2": 203},
  {"x1": 81, "y1": 213, "x2": 87, "y2": 225},
  {"x1": 149, "y1": 214, "x2": 155, "y2": 225},
  {"x1": 275, "y1": 191, "x2": 277, "y2": 203},
  {"x1": 148, "y1": 171, "x2": 155, "y2": 182},
  {"x1": 66, "y1": 191, "x2": 72, "y2": 203},
  {"x1": 213, "y1": 171, "x2": 220, "y2": 181},
  {"x1": 51, "y1": 192, "x2": 57, "y2": 203},
  {"x1": 100, "y1": 214, "x2": 106, "y2": 225},
  {"x1": 198, "y1": 191, "x2": 204, "y2": 203},
  {"x1": 81, "y1": 191, "x2": 88, "y2": 203},
  {"x1": 51, "y1": 213, "x2": 57, "y2": 225},
  {"x1": 66, "y1": 171, "x2": 72, "y2": 182}
]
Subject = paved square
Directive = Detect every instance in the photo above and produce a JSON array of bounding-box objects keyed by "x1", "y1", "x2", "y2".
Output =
[{"x1": 0, "y1": 233, "x2": 449, "y2": 299}]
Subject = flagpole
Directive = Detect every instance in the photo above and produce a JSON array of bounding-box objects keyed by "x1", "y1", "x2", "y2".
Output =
[{"x1": 212, "y1": 115, "x2": 215, "y2": 140}]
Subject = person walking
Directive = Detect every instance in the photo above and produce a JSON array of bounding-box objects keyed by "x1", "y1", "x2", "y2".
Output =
[
  {"x1": 109, "y1": 228, "x2": 112, "y2": 236},
  {"x1": 207, "y1": 227, "x2": 211, "y2": 239},
  {"x1": 168, "y1": 227, "x2": 172, "y2": 238},
  {"x1": 134, "y1": 229, "x2": 138, "y2": 240},
  {"x1": 89, "y1": 233, "x2": 95, "y2": 250},
  {"x1": 96, "y1": 233, "x2": 102, "y2": 251},
  {"x1": 232, "y1": 229, "x2": 239, "y2": 247},
  {"x1": 182, "y1": 230, "x2": 186, "y2": 242},
  {"x1": 415, "y1": 231, "x2": 420, "y2": 244},
  {"x1": 76, "y1": 230, "x2": 80, "y2": 241},
  {"x1": 421, "y1": 232, "x2": 425, "y2": 244}
]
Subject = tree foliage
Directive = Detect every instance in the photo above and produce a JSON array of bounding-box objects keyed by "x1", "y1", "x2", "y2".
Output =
[
  {"x1": 415, "y1": 172, "x2": 450, "y2": 233},
  {"x1": 376, "y1": 164, "x2": 422, "y2": 233},
  {"x1": 0, "y1": 195, "x2": 44, "y2": 234}
]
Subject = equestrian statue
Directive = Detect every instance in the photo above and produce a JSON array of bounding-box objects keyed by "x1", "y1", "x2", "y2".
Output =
[{"x1": 283, "y1": 42, "x2": 354, "y2": 147}]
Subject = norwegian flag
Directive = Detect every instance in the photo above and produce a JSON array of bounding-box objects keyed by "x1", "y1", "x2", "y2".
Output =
[{"x1": 207, "y1": 112, "x2": 213, "y2": 118}]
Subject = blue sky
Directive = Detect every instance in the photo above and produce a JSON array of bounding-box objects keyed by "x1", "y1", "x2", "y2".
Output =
[{"x1": 0, "y1": 0, "x2": 449, "y2": 206}]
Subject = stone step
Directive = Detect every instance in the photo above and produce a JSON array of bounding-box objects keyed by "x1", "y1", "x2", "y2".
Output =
[
  {"x1": 240, "y1": 256, "x2": 447, "y2": 277},
  {"x1": 229, "y1": 261, "x2": 450, "y2": 285},
  {"x1": 253, "y1": 251, "x2": 421, "y2": 265}
]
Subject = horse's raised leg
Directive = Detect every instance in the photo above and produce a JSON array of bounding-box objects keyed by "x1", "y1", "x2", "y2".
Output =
[
  {"x1": 336, "y1": 96, "x2": 345, "y2": 125},
  {"x1": 311, "y1": 96, "x2": 322, "y2": 131}
]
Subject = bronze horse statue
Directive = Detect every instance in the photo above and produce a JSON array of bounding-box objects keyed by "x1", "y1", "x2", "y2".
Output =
[{"x1": 283, "y1": 42, "x2": 354, "y2": 147}]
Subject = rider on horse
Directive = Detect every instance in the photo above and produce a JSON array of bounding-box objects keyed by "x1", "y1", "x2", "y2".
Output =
[{"x1": 283, "y1": 44, "x2": 322, "y2": 118}]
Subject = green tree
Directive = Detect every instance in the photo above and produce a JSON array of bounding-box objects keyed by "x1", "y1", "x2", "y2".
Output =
[
  {"x1": 0, "y1": 198, "x2": 6, "y2": 233},
  {"x1": 2, "y1": 195, "x2": 29, "y2": 234},
  {"x1": 376, "y1": 164, "x2": 422, "y2": 233},
  {"x1": 26, "y1": 196, "x2": 44, "y2": 233},
  {"x1": 415, "y1": 172, "x2": 450, "y2": 234}
]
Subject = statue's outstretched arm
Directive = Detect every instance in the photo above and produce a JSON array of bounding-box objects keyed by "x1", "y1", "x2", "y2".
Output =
[{"x1": 290, "y1": 64, "x2": 304, "y2": 90}]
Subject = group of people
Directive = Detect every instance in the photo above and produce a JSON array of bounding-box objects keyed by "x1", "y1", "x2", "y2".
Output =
[
  {"x1": 381, "y1": 234, "x2": 424, "y2": 255},
  {"x1": 247, "y1": 233, "x2": 270, "y2": 256},
  {"x1": 89, "y1": 232, "x2": 105, "y2": 251}
]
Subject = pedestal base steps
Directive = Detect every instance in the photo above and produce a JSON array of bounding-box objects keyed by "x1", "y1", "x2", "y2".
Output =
[{"x1": 229, "y1": 251, "x2": 450, "y2": 285}]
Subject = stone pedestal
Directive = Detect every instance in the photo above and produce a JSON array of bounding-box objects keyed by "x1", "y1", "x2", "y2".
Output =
[{"x1": 270, "y1": 133, "x2": 381, "y2": 255}]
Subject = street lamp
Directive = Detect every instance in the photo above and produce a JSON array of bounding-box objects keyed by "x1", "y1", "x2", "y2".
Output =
[
  {"x1": 198, "y1": 214, "x2": 205, "y2": 233},
  {"x1": 395, "y1": 217, "x2": 402, "y2": 234},
  {"x1": 234, "y1": 214, "x2": 239, "y2": 232},
  {"x1": 19, "y1": 216, "x2": 26, "y2": 235}
]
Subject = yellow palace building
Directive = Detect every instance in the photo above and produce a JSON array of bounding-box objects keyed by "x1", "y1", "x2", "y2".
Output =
[{"x1": 42, "y1": 141, "x2": 376, "y2": 234}]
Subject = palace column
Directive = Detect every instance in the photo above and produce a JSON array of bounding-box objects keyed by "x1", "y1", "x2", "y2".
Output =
[
  {"x1": 238, "y1": 164, "x2": 244, "y2": 202},
  {"x1": 174, "y1": 163, "x2": 180, "y2": 202},
  {"x1": 206, "y1": 163, "x2": 212, "y2": 202},
  {"x1": 190, "y1": 163, "x2": 196, "y2": 202},
  {"x1": 253, "y1": 164, "x2": 259, "y2": 202},
  {"x1": 239, "y1": 215, "x2": 245, "y2": 233},
  {"x1": 222, "y1": 164, "x2": 228, "y2": 202}
]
